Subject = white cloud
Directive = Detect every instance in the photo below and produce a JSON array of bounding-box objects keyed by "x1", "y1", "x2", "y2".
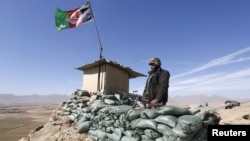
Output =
[
  {"x1": 172, "y1": 47, "x2": 250, "y2": 79},
  {"x1": 132, "y1": 47, "x2": 250, "y2": 98},
  {"x1": 170, "y1": 67, "x2": 250, "y2": 98},
  {"x1": 169, "y1": 47, "x2": 250, "y2": 98}
]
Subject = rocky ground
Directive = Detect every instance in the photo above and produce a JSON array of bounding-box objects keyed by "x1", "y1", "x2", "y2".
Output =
[
  {"x1": 1, "y1": 93, "x2": 249, "y2": 141},
  {"x1": 17, "y1": 98, "x2": 250, "y2": 141}
]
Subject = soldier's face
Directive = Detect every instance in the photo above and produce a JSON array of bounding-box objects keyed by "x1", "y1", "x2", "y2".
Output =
[{"x1": 149, "y1": 64, "x2": 155, "y2": 70}]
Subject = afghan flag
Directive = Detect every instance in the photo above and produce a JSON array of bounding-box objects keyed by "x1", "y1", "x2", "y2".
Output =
[{"x1": 55, "y1": 1, "x2": 94, "y2": 31}]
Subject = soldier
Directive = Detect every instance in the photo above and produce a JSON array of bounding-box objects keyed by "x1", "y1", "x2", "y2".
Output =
[{"x1": 143, "y1": 57, "x2": 170, "y2": 108}]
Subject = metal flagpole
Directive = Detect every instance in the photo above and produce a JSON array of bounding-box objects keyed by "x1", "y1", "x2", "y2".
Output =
[
  {"x1": 88, "y1": 1, "x2": 103, "y2": 92},
  {"x1": 89, "y1": 1, "x2": 103, "y2": 59}
]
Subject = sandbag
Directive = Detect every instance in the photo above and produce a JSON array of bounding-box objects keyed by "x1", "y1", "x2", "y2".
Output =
[
  {"x1": 162, "y1": 135, "x2": 180, "y2": 141},
  {"x1": 191, "y1": 127, "x2": 207, "y2": 141},
  {"x1": 99, "y1": 120, "x2": 114, "y2": 127},
  {"x1": 140, "y1": 108, "x2": 159, "y2": 119},
  {"x1": 177, "y1": 115, "x2": 202, "y2": 134},
  {"x1": 76, "y1": 90, "x2": 90, "y2": 97},
  {"x1": 172, "y1": 115, "x2": 202, "y2": 140},
  {"x1": 154, "y1": 115, "x2": 178, "y2": 128},
  {"x1": 125, "y1": 108, "x2": 141, "y2": 121},
  {"x1": 106, "y1": 128, "x2": 123, "y2": 141},
  {"x1": 95, "y1": 129, "x2": 108, "y2": 140},
  {"x1": 97, "y1": 106, "x2": 112, "y2": 114},
  {"x1": 88, "y1": 100, "x2": 108, "y2": 113},
  {"x1": 144, "y1": 129, "x2": 161, "y2": 139},
  {"x1": 79, "y1": 96, "x2": 91, "y2": 102},
  {"x1": 141, "y1": 135, "x2": 152, "y2": 141},
  {"x1": 104, "y1": 98, "x2": 117, "y2": 105},
  {"x1": 120, "y1": 136, "x2": 139, "y2": 141},
  {"x1": 101, "y1": 94, "x2": 119, "y2": 101},
  {"x1": 131, "y1": 119, "x2": 157, "y2": 130},
  {"x1": 106, "y1": 126, "x2": 114, "y2": 133},
  {"x1": 77, "y1": 113, "x2": 91, "y2": 123},
  {"x1": 157, "y1": 123, "x2": 175, "y2": 136},
  {"x1": 109, "y1": 105, "x2": 132, "y2": 116},
  {"x1": 123, "y1": 130, "x2": 134, "y2": 137},
  {"x1": 157, "y1": 106, "x2": 192, "y2": 116},
  {"x1": 155, "y1": 137, "x2": 163, "y2": 141},
  {"x1": 77, "y1": 121, "x2": 92, "y2": 133}
]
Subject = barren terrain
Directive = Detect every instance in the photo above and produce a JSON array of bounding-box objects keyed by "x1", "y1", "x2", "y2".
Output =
[
  {"x1": 0, "y1": 103, "x2": 60, "y2": 141},
  {"x1": 0, "y1": 94, "x2": 249, "y2": 141},
  {"x1": 216, "y1": 101, "x2": 250, "y2": 125}
]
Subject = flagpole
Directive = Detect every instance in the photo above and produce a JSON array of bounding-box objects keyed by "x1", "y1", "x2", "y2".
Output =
[
  {"x1": 88, "y1": 1, "x2": 103, "y2": 92},
  {"x1": 89, "y1": 1, "x2": 103, "y2": 59}
]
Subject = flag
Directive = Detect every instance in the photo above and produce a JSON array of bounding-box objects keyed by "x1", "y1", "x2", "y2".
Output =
[{"x1": 55, "y1": 1, "x2": 94, "y2": 31}]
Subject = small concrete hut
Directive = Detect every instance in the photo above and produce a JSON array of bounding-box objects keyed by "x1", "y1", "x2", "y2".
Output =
[{"x1": 76, "y1": 58, "x2": 146, "y2": 94}]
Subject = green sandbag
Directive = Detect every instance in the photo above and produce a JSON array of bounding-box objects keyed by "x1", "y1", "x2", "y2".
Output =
[
  {"x1": 106, "y1": 128, "x2": 123, "y2": 141},
  {"x1": 172, "y1": 115, "x2": 202, "y2": 139},
  {"x1": 140, "y1": 108, "x2": 159, "y2": 119},
  {"x1": 162, "y1": 135, "x2": 180, "y2": 141},
  {"x1": 99, "y1": 120, "x2": 114, "y2": 127},
  {"x1": 79, "y1": 96, "x2": 90, "y2": 102},
  {"x1": 154, "y1": 115, "x2": 178, "y2": 128},
  {"x1": 131, "y1": 119, "x2": 157, "y2": 130},
  {"x1": 97, "y1": 106, "x2": 112, "y2": 114},
  {"x1": 109, "y1": 105, "x2": 132, "y2": 116},
  {"x1": 157, "y1": 124, "x2": 176, "y2": 136},
  {"x1": 125, "y1": 108, "x2": 141, "y2": 121},
  {"x1": 123, "y1": 130, "x2": 134, "y2": 137},
  {"x1": 106, "y1": 126, "x2": 114, "y2": 133},
  {"x1": 141, "y1": 135, "x2": 152, "y2": 141},
  {"x1": 77, "y1": 121, "x2": 92, "y2": 133},
  {"x1": 155, "y1": 137, "x2": 163, "y2": 141},
  {"x1": 157, "y1": 106, "x2": 192, "y2": 116},
  {"x1": 88, "y1": 130, "x2": 98, "y2": 141},
  {"x1": 95, "y1": 129, "x2": 108, "y2": 140},
  {"x1": 177, "y1": 115, "x2": 202, "y2": 134},
  {"x1": 144, "y1": 129, "x2": 161, "y2": 139},
  {"x1": 191, "y1": 127, "x2": 207, "y2": 141},
  {"x1": 104, "y1": 98, "x2": 117, "y2": 105},
  {"x1": 101, "y1": 94, "x2": 119, "y2": 101},
  {"x1": 120, "y1": 136, "x2": 139, "y2": 141},
  {"x1": 78, "y1": 113, "x2": 92, "y2": 121},
  {"x1": 89, "y1": 100, "x2": 108, "y2": 113},
  {"x1": 76, "y1": 90, "x2": 90, "y2": 97}
]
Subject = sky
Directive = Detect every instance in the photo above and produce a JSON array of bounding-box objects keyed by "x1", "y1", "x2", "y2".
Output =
[{"x1": 0, "y1": 0, "x2": 250, "y2": 99}]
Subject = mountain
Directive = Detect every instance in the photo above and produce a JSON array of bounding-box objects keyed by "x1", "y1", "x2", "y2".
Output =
[
  {"x1": 168, "y1": 94, "x2": 250, "y2": 108},
  {"x1": 0, "y1": 94, "x2": 70, "y2": 105},
  {"x1": 168, "y1": 94, "x2": 228, "y2": 107},
  {"x1": 1, "y1": 93, "x2": 248, "y2": 107}
]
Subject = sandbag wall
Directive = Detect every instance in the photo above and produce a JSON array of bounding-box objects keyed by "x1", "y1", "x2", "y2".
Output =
[{"x1": 61, "y1": 90, "x2": 220, "y2": 141}]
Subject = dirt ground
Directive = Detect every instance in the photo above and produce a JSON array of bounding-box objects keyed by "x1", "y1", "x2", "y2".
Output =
[
  {"x1": 216, "y1": 101, "x2": 250, "y2": 125},
  {"x1": 0, "y1": 103, "x2": 59, "y2": 141},
  {"x1": 1, "y1": 101, "x2": 249, "y2": 141}
]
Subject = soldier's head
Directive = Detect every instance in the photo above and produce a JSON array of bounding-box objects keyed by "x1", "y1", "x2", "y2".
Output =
[{"x1": 149, "y1": 57, "x2": 161, "y2": 70}]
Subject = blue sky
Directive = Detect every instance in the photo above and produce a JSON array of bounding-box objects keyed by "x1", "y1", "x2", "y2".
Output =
[{"x1": 0, "y1": 0, "x2": 249, "y2": 99}]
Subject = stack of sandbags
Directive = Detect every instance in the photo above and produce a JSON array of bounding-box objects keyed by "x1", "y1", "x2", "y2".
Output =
[
  {"x1": 61, "y1": 90, "x2": 93, "y2": 123},
  {"x1": 60, "y1": 90, "x2": 220, "y2": 141}
]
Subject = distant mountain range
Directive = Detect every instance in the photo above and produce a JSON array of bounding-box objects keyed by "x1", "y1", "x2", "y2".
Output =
[
  {"x1": 168, "y1": 94, "x2": 227, "y2": 107},
  {"x1": 168, "y1": 94, "x2": 250, "y2": 107},
  {"x1": 0, "y1": 93, "x2": 248, "y2": 106},
  {"x1": 0, "y1": 94, "x2": 70, "y2": 105}
]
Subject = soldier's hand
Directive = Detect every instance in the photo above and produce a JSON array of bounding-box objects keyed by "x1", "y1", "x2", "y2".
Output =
[{"x1": 149, "y1": 99, "x2": 158, "y2": 108}]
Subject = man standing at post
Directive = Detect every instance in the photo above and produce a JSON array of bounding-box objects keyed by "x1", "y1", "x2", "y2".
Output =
[{"x1": 143, "y1": 57, "x2": 170, "y2": 108}]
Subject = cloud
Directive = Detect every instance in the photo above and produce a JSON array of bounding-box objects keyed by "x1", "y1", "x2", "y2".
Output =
[
  {"x1": 132, "y1": 47, "x2": 250, "y2": 98},
  {"x1": 172, "y1": 47, "x2": 250, "y2": 79},
  {"x1": 171, "y1": 68, "x2": 250, "y2": 91},
  {"x1": 169, "y1": 47, "x2": 250, "y2": 98}
]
